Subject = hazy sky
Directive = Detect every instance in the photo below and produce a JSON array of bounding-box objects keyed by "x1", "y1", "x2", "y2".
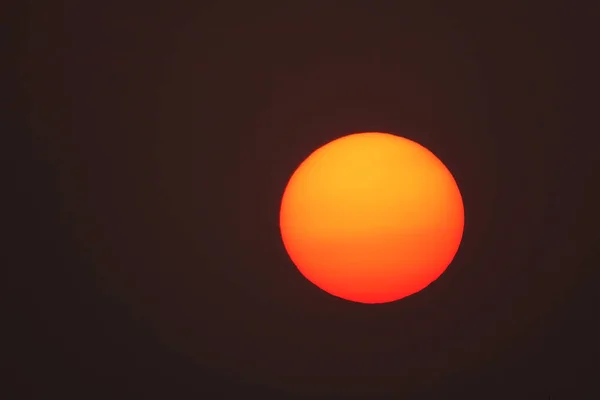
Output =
[{"x1": 10, "y1": 1, "x2": 595, "y2": 398}]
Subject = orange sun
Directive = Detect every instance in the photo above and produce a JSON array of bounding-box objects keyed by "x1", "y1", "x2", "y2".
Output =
[{"x1": 279, "y1": 132, "x2": 464, "y2": 304}]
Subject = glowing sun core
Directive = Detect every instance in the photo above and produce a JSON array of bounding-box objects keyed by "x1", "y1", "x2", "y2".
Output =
[{"x1": 279, "y1": 132, "x2": 464, "y2": 304}]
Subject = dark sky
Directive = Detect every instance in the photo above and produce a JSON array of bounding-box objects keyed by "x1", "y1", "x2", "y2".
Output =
[{"x1": 10, "y1": 1, "x2": 597, "y2": 398}]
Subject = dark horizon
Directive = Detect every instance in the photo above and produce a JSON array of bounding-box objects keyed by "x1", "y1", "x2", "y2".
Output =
[{"x1": 9, "y1": 1, "x2": 597, "y2": 398}]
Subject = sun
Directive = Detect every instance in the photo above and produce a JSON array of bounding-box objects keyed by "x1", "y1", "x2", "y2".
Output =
[{"x1": 279, "y1": 132, "x2": 464, "y2": 304}]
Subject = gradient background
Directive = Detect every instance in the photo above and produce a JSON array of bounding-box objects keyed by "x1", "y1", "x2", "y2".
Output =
[{"x1": 9, "y1": 1, "x2": 597, "y2": 398}]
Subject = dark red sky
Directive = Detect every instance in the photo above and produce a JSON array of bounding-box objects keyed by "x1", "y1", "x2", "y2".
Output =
[{"x1": 10, "y1": 0, "x2": 597, "y2": 398}]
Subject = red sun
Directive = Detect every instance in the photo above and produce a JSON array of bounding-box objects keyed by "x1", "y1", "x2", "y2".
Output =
[{"x1": 279, "y1": 132, "x2": 464, "y2": 304}]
